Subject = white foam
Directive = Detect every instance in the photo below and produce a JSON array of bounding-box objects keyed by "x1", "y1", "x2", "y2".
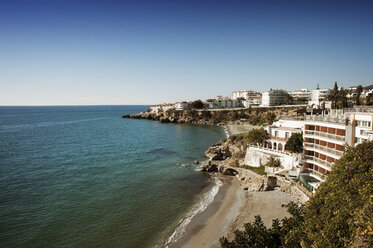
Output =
[{"x1": 165, "y1": 176, "x2": 223, "y2": 247}]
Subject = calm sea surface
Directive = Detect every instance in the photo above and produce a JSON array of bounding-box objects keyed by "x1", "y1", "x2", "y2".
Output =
[{"x1": 0, "y1": 105, "x2": 225, "y2": 248}]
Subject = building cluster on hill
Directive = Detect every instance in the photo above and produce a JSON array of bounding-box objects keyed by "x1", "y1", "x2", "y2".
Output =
[
  {"x1": 148, "y1": 83, "x2": 373, "y2": 113},
  {"x1": 245, "y1": 106, "x2": 373, "y2": 193}
]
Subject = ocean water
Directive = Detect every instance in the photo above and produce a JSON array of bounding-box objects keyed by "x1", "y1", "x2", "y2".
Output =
[{"x1": 0, "y1": 106, "x2": 225, "y2": 248}]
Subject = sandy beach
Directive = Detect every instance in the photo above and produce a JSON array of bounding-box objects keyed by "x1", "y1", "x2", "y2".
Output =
[
  {"x1": 169, "y1": 173, "x2": 303, "y2": 248},
  {"x1": 168, "y1": 123, "x2": 308, "y2": 248}
]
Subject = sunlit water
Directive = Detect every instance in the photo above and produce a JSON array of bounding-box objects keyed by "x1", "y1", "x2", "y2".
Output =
[{"x1": 0, "y1": 106, "x2": 225, "y2": 248}]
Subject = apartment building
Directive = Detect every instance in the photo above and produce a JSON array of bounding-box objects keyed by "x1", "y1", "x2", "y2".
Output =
[
  {"x1": 261, "y1": 89, "x2": 287, "y2": 107},
  {"x1": 301, "y1": 109, "x2": 373, "y2": 191}
]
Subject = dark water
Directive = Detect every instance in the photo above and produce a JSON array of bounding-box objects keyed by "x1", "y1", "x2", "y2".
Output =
[{"x1": 0, "y1": 106, "x2": 225, "y2": 248}]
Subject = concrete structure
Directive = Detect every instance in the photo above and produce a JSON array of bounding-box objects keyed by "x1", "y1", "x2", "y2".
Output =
[
  {"x1": 261, "y1": 89, "x2": 287, "y2": 107},
  {"x1": 244, "y1": 118, "x2": 304, "y2": 176},
  {"x1": 309, "y1": 88, "x2": 331, "y2": 108},
  {"x1": 244, "y1": 146, "x2": 302, "y2": 172}
]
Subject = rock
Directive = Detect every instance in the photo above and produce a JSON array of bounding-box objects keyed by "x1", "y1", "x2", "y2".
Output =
[
  {"x1": 194, "y1": 160, "x2": 200, "y2": 165},
  {"x1": 265, "y1": 176, "x2": 278, "y2": 191},
  {"x1": 211, "y1": 153, "x2": 224, "y2": 160},
  {"x1": 222, "y1": 167, "x2": 238, "y2": 176},
  {"x1": 200, "y1": 161, "x2": 218, "y2": 172}
]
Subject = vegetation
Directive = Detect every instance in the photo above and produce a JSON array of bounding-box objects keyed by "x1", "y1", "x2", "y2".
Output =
[
  {"x1": 296, "y1": 97, "x2": 308, "y2": 104},
  {"x1": 265, "y1": 157, "x2": 281, "y2": 167},
  {"x1": 285, "y1": 132, "x2": 303, "y2": 153},
  {"x1": 220, "y1": 141, "x2": 373, "y2": 248},
  {"x1": 327, "y1": 82, "x2": 349, "y2": 109},
  {"x1": 246, "y1": 128, "x2": 269, "y2": 145},
  {"x1": 285, "y1": 93, "x2": 294, "y2": 105},
  {"x1": 189, "y1": 99, "x2": 205, "y2": 109},
  {"x1": 241, "y1": 165, "x2": 266, "y2": 176},
  {"x1": 356, "y1": 84, "x2": 363, "y2": 105}
]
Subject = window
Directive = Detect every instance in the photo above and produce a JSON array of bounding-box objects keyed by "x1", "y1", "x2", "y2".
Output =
[
  {"x1": 360, "y1": 130, "x2": 369, "y2": 136},
  {"x1": 357, "y1": 121, "x2": 372, "y2": 127},
  {"x1": 275, "y1": 131, "x2": 279, "y2": 137}
]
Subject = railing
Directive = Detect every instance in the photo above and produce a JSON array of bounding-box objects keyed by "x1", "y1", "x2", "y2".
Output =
[
  {"x1": 304, "y1": 130, "x2": 345, "y2": 141},
  {"x1": 304, "y1": 155, "x2": 334, "y2": 169},
  {"x1": 305, "y1": 115, "x2": 346, "y2": 124},
  {"x1": 304, "y1": 142, "x2": 343, "y2": 156},
  {"x1": 270, "y1": 136, "x2": 289, "y2": 142},
  {"x1": 301, "y1": 168, "x2": 327, "y2": 181}
]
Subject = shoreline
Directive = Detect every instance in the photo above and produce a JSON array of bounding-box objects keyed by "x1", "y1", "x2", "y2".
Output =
[
  {"x1": 168, "y1": 175, "x2": 241, "y2": 248},
  {"x1": 162, "y1": 123, "x2": 308, "y2": 248}
]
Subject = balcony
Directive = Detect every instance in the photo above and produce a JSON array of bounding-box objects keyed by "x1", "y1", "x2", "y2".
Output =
[
  {"x1": 304, "y1": 155, "x2": 334, "y2": 169},
  {"x1": 304, "y1": 142, "x2": 344, "y2": 157},
  {"x1": 305, "y1": 115, "x2": 346, "y2": 124},
  {"x1": 304, "y1": 130, "x2": 345, "y2": 141},
  {"x1": 301, "y1": 168, "x2": 327, "y2": 181}
]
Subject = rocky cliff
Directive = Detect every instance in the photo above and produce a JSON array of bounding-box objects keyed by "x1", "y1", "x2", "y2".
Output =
[{"x1": 122, "y1": 107, "x2": 303, "y2": 125}]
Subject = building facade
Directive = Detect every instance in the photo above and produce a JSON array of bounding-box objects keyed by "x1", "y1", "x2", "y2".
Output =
[{"x1": 261, "y1": 89, "x2": 287, "y2": 107}]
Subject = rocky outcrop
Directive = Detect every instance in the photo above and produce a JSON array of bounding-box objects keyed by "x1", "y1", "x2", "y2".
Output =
[
  {"x1": 122, "y1": 107, "x2": 304, "y2": 126},
  {"x1": 241, "y1": 176, "x2": 278, "y2": 192}
]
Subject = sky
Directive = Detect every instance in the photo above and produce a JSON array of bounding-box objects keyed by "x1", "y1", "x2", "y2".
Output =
[{"x1": 0, "y1": 0, "x2": 372, "y2": 105}]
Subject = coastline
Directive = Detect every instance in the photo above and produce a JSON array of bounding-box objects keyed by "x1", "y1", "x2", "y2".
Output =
[{"x1": 165, "y1": 124, "x2": 308, "y2": 248}]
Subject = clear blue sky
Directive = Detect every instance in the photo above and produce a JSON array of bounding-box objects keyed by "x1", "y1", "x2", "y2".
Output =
[{"x1": 1, "y1": 0, "x2": 372, "y2": 105}]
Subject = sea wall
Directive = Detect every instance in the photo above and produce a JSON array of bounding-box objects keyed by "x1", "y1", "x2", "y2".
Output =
[{"x1": 244, "y1": 146, "x2": 302, "y2": 170}]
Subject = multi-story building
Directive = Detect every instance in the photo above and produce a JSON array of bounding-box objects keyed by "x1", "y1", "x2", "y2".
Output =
[
  {"x1": 232, "y1": 90, "x2": 258, "y2": 99},
  {"x1": 301, "y1": 110, "x2": 373, "y2": 192},
  {"x1": 261, "y1": 89, "x2": 287, "y2": 107},
  {"x1": 243, "y1": 96, "x2": 262, "y2": 107},
  {"x1": 309, "y1": 88, "x2": 331, "y2": 108},
  {"x1": 289, "y1": 88, "x2": 311, "y2": 102},
  {"x1": 206, "y1": 96, "x2": 239, "y2": 109}
]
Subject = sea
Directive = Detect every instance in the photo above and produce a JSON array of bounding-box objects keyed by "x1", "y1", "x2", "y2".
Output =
[{"x1": 0, "y1": 105, "x2": 225, "y2": 248}]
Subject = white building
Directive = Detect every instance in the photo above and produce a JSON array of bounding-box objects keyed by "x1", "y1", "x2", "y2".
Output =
[
  {"x1": 243, "y1": 96, "x2": 262, "y2": 107},
  {"x1": 149, "y1": 103, "x2": 175, "y2": 113},
  {"x1": 244, "y1": 118, "x2": 304, "y2": 175},
  {"x1": 206, "y1": 96, "x2": 239, "y2": 109},
  {"x1": 174, "y1": 102, "x2": 190, "y2": 110},
  {"x1": 261, "y1": 89, "x2": 287, "y2": 107},
  {"x1": 309, "y1": 88, "x2": 331, "y2": 108},
  {"x1": 289, "y1": 88, "x2": 311, "y2": 102}
]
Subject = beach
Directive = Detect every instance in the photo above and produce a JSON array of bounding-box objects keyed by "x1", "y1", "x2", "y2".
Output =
[{"x1": 168, "y1": 124, "x2": 308, "y2": 248}]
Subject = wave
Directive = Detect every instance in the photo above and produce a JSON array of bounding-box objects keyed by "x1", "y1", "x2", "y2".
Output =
[{"x1": 164, "y1": 176, "x2": 223, "y2": 247}]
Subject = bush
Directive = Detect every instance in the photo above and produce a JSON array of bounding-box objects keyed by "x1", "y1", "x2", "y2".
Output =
[
  {"x1": 189, "y1": 100, "x2": 205, "y2": 109},
  {"x1": 221, "y1": 141, "x2": 373, "y2": 248},
  {"x1": 265, "y1": 157, "x2": 281, "y2": 167},
  {"x1": 285, "y1": 133, "x2": 303, "y2": 153}
]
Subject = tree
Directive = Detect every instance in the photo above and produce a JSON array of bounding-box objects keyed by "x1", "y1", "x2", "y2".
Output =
[
  {"x1": 219, "y1": 141, "x2": 373, "y2": 248},
  {"x1": 302, "y1": 141, "x2": 373, "y2": 248},
  {"x1": 220, "y1": 205, "x2": 305, "y2": 248},
  {"x1": 266, "y1": 112, "x2": 276, "y2": 124},
  {"x1": 285, "y1": 133, "x2": 303, "y2": 153},
  {"x1": 189, "y1": 100, "x2": 204, "y2": 109},
  {"x1": 356, "y1": 85, "x2": 363, "y2": 105},
  {"x1": 246, "y1": 128, "x2": 269, "y2": 145},
  {"x1": 265, "y1": 157, "x2": 281, "y2": 167},
  {"x1": 328, "y1": 81, "x2": 339, "y2": 109},
  {"x1": 285, "y1": 94, "x2": 294, "y2": 105}
]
